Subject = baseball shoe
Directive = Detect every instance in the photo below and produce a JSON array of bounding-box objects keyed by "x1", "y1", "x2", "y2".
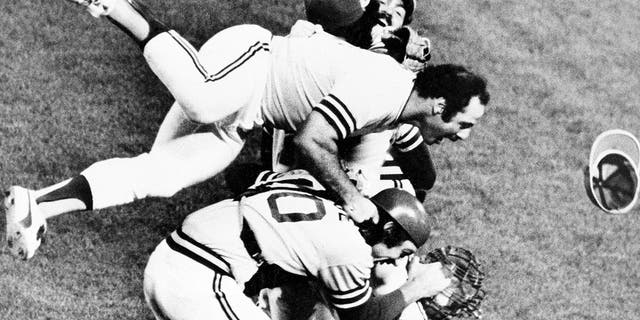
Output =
[{"x1": 4, "y1": 186, "x2": 47, "y2": 260}]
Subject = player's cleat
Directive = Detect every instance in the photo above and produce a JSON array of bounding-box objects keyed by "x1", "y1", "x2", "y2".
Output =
[
  {"x1": 66, "y1": 0, "x2": 114, "y2": 18},
  {"x1": 4, "y1": 186, "x2": 47, "y2": 260},
  {"x1": 68, "y1": 0, "x2": 168, "y2": 46}
]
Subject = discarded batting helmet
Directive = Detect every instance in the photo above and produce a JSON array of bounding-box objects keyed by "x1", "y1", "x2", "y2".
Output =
[{"x1": 584, "y1": 129, "x2": 640, "y2": 214}]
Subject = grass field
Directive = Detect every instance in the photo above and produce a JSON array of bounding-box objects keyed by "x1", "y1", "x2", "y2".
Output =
[{"x1": 1, "y1": 0, "x2": 640, "y2": 319}]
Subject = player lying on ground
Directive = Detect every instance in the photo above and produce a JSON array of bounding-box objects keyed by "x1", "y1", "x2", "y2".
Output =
[
  {"x1": 4, "y1": 0, "x2": 489, "y2": 260},
  {"x1": 230, "y1": 128, "x2": 434, "y2": 320},
  {"x1": 142, "y1": 169, "x2": 451, "y2": 320}
]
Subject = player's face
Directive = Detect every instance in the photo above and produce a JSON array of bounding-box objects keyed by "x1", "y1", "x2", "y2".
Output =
[
  {"x1": 376, "y1": 0, "x2": 407, "y2": 29},
  {"x1": 419, "y1": 96, "x2": 486, "y2": 145},
  {"x1": 371, "y1": 239, "x2": 417, "y2": 263}
]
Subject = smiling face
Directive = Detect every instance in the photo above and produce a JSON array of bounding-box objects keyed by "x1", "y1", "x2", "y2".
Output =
[
  {"x1": 418, "y1": 95, "x2": 486, "y2": 145},
  {"x1": 376, "y1": 0, "x2": 408, "y2": 29}
]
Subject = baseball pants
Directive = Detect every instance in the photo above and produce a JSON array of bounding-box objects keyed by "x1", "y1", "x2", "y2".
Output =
[
  {"x1": 143, "y1": 239, "x2": 270, "y2": 320},
  {"x1": 81, "y1": 25, "x2": 272, "y2": 209}
]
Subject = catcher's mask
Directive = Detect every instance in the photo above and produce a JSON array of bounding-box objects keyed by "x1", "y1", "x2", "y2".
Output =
[
  {"x1": 419, "y1": 246, "x2": 485, "y2": 320},
  {"x1": 584, "y1": 129, "x2": 640, "y2": 214},
  {"x1": 371, "y1": 188, "x2": 431, "y2": 247}
]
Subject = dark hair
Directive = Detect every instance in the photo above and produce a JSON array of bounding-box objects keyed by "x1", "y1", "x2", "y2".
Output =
[
  {"x1": 414, "y1": 64, "x2": 490, "y2": 122},
  {"x1": 327, "y1": 1, "x2": 381, "y2": 49}
]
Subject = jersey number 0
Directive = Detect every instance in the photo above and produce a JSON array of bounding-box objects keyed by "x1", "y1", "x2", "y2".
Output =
[{"x1": 267, "y1": 192, "x2": 327, "y2": 223}]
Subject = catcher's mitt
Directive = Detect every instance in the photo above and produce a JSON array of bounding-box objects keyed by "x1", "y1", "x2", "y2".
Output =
[
  {"x1": 372, "y1": 26, "x2": 431, "y2": 72},
  {"x1": 418, "y1": 246, "x2": 485, "y2": 320},
  {"x1": 399, "y1": 26, "x2": 431, "y2": 73}
]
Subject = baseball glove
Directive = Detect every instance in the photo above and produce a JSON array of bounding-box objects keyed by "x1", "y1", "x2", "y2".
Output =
[
  {"x1": 418, "y1": 246, "x2": 485, "y2": 320},
  {"x1": 374, "y1": 26, "x2": 431, "y2": 72},
  {"x1": 400, "y1": 26, "x2": 431, "y2": 73}
]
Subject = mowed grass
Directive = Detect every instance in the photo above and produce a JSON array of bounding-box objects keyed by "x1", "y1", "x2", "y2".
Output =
[{"x1": 1, "y1": 0, "x2": 639, "y2": 319}]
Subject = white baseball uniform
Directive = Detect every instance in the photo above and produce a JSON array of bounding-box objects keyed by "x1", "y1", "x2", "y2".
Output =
[
  {"x1": 268, "y1": 123, "x2": 423, "y2": 197},
  {"x1": 143, "y1": 171, "x2": 376, "y2": 320},
  {"x1": 80, "y1": 21, "x2": 415, "y2": 211},
  {"x1": 261, "y1": 125, "x2": 430, "y2": 320}
]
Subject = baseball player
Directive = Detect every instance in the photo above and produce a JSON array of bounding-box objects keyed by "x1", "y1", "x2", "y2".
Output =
[
  {"x1": 251, "y1": 4, "x2": 434, "y2": 316},
  {"x1": 142, "y1": 169, "x2": 452, "y2": 320},
  {"x1": 261, "y1": 0, "x2": 434, "y2": 199},
  {"x1": 4, "y1": 0, "x2": 489, "y2": 260},
  {"x1": 304, "y1": 0, "x2": 434, "y2": 194}
]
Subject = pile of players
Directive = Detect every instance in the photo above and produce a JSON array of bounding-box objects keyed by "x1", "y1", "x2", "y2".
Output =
[{"x1": 3, "y1": 0, "x2": 490, "y2": 319}]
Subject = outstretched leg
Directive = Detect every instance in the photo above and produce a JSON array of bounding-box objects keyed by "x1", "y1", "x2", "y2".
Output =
[
  {"x1": 66, "y1": 0, "x2": 272, "y2": 124},
  {"x1": 5, "y1": 126, "x2": 246, "y2": 260}
]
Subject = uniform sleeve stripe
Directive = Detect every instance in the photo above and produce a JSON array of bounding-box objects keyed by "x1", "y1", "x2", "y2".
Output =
[
  {"x1": 394, "y1": 127, "x2": 423, "y2": 152},
  {"x1": 314, "y1": 94, "x2": 357, "y2": 139},
  {"x1": 314, "y1": 105, "x2": 348, "y2": 140},
  {"x1": 395, "y1": 125, "x2": 420, "y2": 142},
  {"x1": 380, "y1": 174, "x2": 407, "y2": 180},
  {"x1": 319, "y1": 99, "x2": 351, "y2": 136},
  {"x1": 330, "y1": 286, "x2": 372, "y2": 309},
  {"x1": 326, "y1": 94, "x2": 356, "y2": 132},
  {"x1": 395, "y1": 137, "x2": 422, "y2": 152},
  {"x1": 325, "y1": 279, "x2": 370, "y2": 295}
]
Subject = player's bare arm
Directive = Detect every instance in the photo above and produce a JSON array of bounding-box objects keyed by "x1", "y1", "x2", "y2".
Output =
[
  {"x1": 335, "y1": 261, "x2": 451, "y2": 320},
  {"x1": 294, "y1": 111, "x2": 379, "y2": 223}
]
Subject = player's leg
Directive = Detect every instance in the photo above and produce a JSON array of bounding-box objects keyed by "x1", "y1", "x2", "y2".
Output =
[
  {"x1": 43, "y1": 128, "x2": 244, "y2": 213},
  {"x1": 67, "y1": 0, "x2": 272, "y2": 125},
  {"x1": 144, "y1": 239, "x2": 271, "y2": 320},
  {"x1": 5, "y1": 127, "x2": 245, "y2": 260},
  {"x1": 142, "y1": 25, "x2": 272, "y2": 124},
  {"x1": 151, "y1": 101, "x2": 201, "y2": 150}
]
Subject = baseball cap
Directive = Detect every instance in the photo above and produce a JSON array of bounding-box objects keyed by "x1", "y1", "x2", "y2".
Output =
[
  {"x1": 305, "y1": 0, "x2": 367, "y2": 28},
  {"x1": 585, "y1": 129, "x2": 640, "y2": 214}
]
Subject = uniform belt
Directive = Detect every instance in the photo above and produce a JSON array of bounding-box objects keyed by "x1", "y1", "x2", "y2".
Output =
[
  {"x1": 165, "y1": 228, "x2": 233, "y2": 277},
  {"x1": 239, "y1": 219, "x2": 309, "y2": 297},
  {"x1": 239, "y1": 218, "x2": 264, "y2": 265}
]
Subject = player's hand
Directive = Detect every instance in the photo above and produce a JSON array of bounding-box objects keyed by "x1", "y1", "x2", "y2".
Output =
[
  {"x1": 344, "y1": 196, "x2": 379, "y2": 224},
  {"x1": 406, "y1": 257, "x2": 452, "y2": 298}
]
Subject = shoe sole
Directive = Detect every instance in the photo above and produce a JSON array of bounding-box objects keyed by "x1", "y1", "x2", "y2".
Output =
[{"x1": 4, "y1": 187, "x2": 46, "y2": 260}]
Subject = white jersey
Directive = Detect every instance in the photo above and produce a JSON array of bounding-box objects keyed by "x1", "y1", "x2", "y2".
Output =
[
  {"x1": 342, "y1": 123, "x2": 423, "y2": 196},
  {"x1": 269, "y1": 123, "x2": 423, "y2": 196},
  {"x1": 262, "y1": 21, "x2": 415, "y2": 139},
  {"x1": 180, "y1": 171, "x2": 374, "y2": 310}
]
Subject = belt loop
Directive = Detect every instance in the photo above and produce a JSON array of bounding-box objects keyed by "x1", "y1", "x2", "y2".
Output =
[{"x1": 240, "y1": 219, "x2": 265, "y2": 266}]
